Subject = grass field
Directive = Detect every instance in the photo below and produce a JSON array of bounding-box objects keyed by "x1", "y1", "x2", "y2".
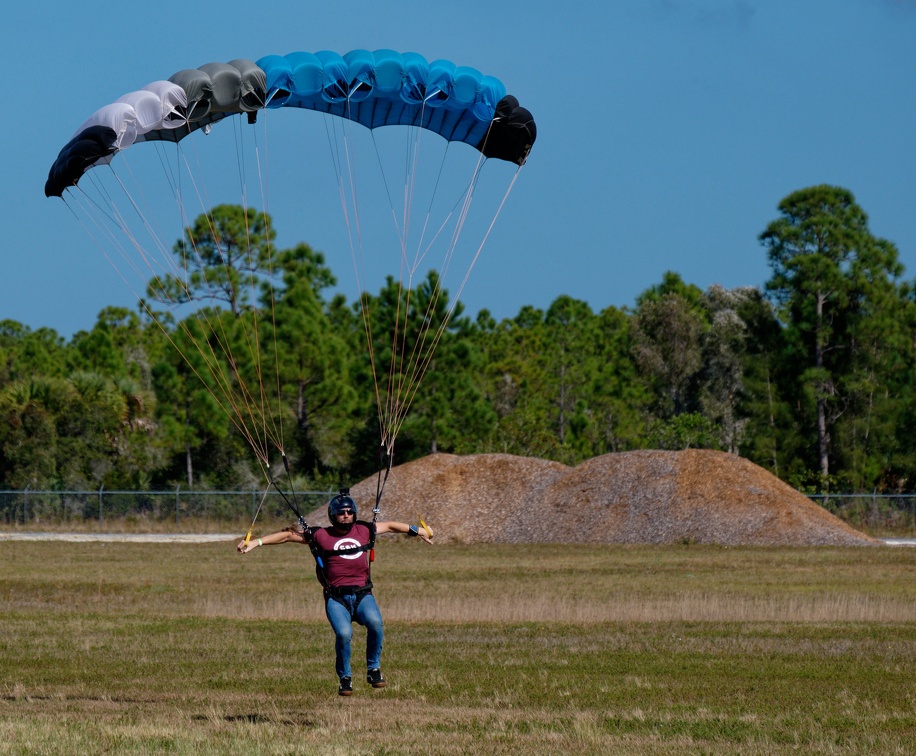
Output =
[{"x1": 1, "y1": 539, "x2": 914, "y2": 754}]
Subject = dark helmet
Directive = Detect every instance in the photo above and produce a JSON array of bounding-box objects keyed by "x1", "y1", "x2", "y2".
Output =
[{"x1": 328, "y1": 488, "x2": 357, "y2": 530}]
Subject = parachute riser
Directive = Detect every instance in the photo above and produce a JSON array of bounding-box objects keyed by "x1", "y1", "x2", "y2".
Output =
[
  {"x1": 373, "y1": 440, "x2": 394, "y2": 522},
  {"x1": 369, "y1": 440, "x2": 394, "y2": 562},
  {"x1": 261, "y1": 451, "x2": 308, "y2": 530}
]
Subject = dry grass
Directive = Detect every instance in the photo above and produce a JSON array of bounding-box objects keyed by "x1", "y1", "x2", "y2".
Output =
[
  {"x1": 1, "y1": 541, "x2": 915, "y2": 753},
  {"x1": 4, "y1": 540, "x2": 914, "y2": 624},
  {"x1": 209, "y1": 586, "x2": 916, "y2": 625},
  {"x1": 2, "y1": 449, "x2": 912, "y2": 754},
  {"x1": 381, "y1": 590, "x2": 916, "y2": 624}
]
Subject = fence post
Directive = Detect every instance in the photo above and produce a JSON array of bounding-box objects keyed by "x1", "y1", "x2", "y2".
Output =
[
  {"x1": 23, "y1": 484, "x2": 29, "y2": 526},
  {"x1": 176, "y1": 485, "x2": 180, "y2": 526},
  {"x1": 99, "y1": 485, "x2": 104, "y2": 527}
]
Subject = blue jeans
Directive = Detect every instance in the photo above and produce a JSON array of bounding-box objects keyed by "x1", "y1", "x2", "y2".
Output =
[{"x1": 324, "y1": 592, "x2": 384, "y2": 679}]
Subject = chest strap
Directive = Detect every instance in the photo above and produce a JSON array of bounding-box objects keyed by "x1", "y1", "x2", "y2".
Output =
[{"x1": 307, "y1": 521, "x2": 377, "y2": 587}]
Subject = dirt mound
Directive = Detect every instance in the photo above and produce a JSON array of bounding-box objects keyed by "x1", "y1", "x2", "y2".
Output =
[
  {"x1": 336, "y1": 449, "x2": 874, "y2": 546},
  {"x1": 346, "y1": 454, "x2": 570, "y2": 543}
]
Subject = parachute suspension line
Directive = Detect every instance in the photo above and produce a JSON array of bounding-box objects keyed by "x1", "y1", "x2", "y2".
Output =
[
  {"x1": 366, "y1": 128, "x2": 411, "y2": 443},
  {"x1": 391, "y1": 167, "x2": 524, "y2": 440},
  {"x1": 244, "y1": 483, "x2": 273, "y2": 547},
  {"x1": 379, "y1": 149, "x2": 484, "y2": 443},
  {"x1": 65, "y1": 180, "x2": 148, "y2": 288},
  {"x1": 369, "y1": 129, "x2": 461, "y2": 417},
  {"x1": 324, "y1": 114, "x2": 387, "y2": 445},
  {"x1": 367, "y1": 117, "x2": 442, "y2": 447},
  {"x1": 386, "y1": 165, "x2": 523, "y2": 445},
  {"x1": 88, "y1": 135, "x2": 281, "y2": 467},
  {"x1": 273, "y1": 450, "x2": 307, "y2": 528},
  {"x1": 379, "y1": 125, "x2": 452, "y2": 281},
  {"x1": 363, "y1": 100, "x2": 446, "y2": 450},
  {"x1": 71, "y1": 165, "x2": 222, "y2": 328},
  {"x1": 370, "y1": 127, "x2": 424, "y2": 441},
  {"x1": 109, "y1": 156, "x2": 176, "y2": 268},
  {"x1": 64, "y1": 137, "x2": 289, "y2": 470},
  {"x1": 166, "y1": 255, "x2": 271, "y2": 462},
  {"x1": 110, "y1": 136, "x2": 198, "y2": 300},
  {"x1": 411, "y1": 141, "x2": 453, "y2": 274},
  {"x1": 439, "y1": 146, "x2": 488, "y2": 283},
  {"x1": 320, "y1": 102, "x2": 519, "y2": 456},
  {"x1": 65, "y1": 193, "x2": 272, "y2": 466},
  {"x1": 230, "y1": 117, "x2": 270, "y2": 452},
  {"x1": 367, "y1": 123, "x2": 420, "y2": 261},
  {"x1": 394, "y1": 152, "x2": 473, "y2": 416},
  {"x1": 252, "y1": 110, "x2": 288, "y2": 459},
  {"x1": 165, "y1": 115, "x2": 292, "y2": 470},
  {"x1": 357, "y1": 114, "x2": 497, "y2": 449},
  {"x1": 389, "y1": 124, "x2": 434, "y2": 440},
  {"x1": 138, "y1": 192, "x2": 274, "y2": 467},
  {"x1": 450, "y1": 165, "x2": 523, "y2": 312},
  {"x1": 63, "y1": 188, "x2": 176, "y2": 326},
  {"x1": 392, "y1": 116, "x2": 440, "y2": 416},
  {"x1": 86, "y1": 162, "x2": 183, "y2": 287},
  {"x1": 231, "y1": 114, "x2": 285, "y2": 460},
  {"x1": 162, "y1": 131, "x2": 286, "y2": 462},
  {"x1": 164, "y1": 327, "x2": 271, "y2": 467},
  {"x1": 152, "y1": 138, "x2": 184, "y2": 210},
  {"x1": 246, "y1": 455, "x2": 306, "y2": 545},
  {"x1": 400, "y1": 123, "x2": 426, "y2": 270}
]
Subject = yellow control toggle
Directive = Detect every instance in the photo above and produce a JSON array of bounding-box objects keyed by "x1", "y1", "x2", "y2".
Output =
[{"x1": 417, "y1": 515, "x2": 431, "y2": 539}]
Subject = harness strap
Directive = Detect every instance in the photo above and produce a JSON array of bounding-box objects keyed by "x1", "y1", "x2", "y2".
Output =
[
  {"x1": 308, "y1": 522, "x2": 377, "y2": 589},
  {"x1": 319, "y1": 542, "x2": 373, "y2": 557},
  {"x1": 323, "y1": 582, "x2": 373, "y2": 598},
  {"x1": 374, "y1": 443, "x2": 393, "y2": 522}
]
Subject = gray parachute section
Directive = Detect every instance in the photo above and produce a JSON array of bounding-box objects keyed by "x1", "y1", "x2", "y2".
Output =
[
  {"x1": 45, "y1": 52, "x2": 536, "y2": 197},
  {"x1": 45, "y1": 59, "x2": 266, "y2": 196}
]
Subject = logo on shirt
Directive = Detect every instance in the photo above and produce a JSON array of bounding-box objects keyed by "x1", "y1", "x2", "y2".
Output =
[{"x1": 333, "y1": 537, "x2": 363, "y2": 560}]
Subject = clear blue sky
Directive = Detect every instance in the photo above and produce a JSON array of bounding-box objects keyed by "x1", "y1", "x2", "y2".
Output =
[{"x1": 4, "y1": 0, "x2": 914, "y2": 338}]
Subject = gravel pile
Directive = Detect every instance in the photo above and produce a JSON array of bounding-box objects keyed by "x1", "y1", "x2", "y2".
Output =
[{"x1": 334, "y1": 449, "x2": 875, "y2": 546}]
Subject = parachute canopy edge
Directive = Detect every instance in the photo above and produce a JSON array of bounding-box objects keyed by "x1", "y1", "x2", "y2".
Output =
[{"x1": 45, "y1": 50, "x2": 536, "y2": 198}]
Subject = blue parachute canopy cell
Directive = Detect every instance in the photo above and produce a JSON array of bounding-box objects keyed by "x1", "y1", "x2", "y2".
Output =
[{"x1": 45, "y1": 49, "x2": 536, "y2": 197}]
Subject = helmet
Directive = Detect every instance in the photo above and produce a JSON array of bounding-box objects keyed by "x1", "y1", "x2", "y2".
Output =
[{"x1": 328, "y1": 488, "x2": 357, "y2": 530}]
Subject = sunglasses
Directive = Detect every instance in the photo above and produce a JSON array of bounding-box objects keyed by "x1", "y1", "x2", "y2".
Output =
[{"x1": 336, "y1": 510, "x2": 354, "y2": 516}]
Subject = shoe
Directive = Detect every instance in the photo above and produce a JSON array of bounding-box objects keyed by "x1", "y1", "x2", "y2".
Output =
[
  {"x1": 338, "y1": 676, "x2": 353, "y2": 696},
  {"x1": 367, "y1": 668, "x2": 387, "y2": 688}
]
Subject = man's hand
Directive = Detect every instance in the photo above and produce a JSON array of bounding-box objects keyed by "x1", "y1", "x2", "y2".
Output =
[
  {"x1": 237, "y1": 538, "x2": 257, "y2": 554},
  {"x1": 418, "y1": 516, "x2": 434, "y2": 544}
]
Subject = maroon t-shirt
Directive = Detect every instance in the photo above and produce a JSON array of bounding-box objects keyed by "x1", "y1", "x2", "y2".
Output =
[{"x1": 306, "y1": 522, "x2": 373, "y2": 588}]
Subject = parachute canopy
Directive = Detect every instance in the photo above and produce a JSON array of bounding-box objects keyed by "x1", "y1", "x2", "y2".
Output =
[{"x1": 45, "y1": 49, "x2": 536, "y2": 197}]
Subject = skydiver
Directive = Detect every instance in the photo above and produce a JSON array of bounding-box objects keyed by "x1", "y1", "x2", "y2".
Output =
[{"x1": 237, "y1": 489, "x2": 434, "y2": 696}]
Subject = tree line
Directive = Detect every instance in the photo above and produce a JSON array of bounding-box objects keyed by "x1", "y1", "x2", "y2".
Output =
[{"x1": 2, "y1": 185, "x2": 914, "y2": 494}]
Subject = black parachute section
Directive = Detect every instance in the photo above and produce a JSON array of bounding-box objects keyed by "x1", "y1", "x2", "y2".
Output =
[
  {"x1": 45, "y1": 50, "x2": 536, "y2": 198},
  {"x1": 477, "y1": 95, "x2": 536, "y2": 165}
]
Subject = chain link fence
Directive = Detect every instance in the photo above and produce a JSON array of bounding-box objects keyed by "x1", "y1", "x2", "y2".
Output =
[
  {"x1": 1, "y1": 488, "x2": 914, "y2": 535},
  {"x1": 0, "y1": 488, "x2": 336, "y2": 530}
]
